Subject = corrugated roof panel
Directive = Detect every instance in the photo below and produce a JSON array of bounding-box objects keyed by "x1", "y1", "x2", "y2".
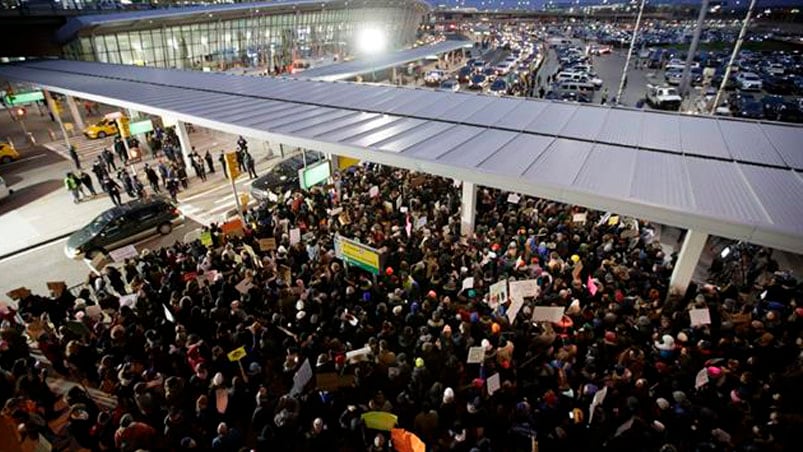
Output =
[
  {"x1": 333, "y1": 86, "x2": 399, "y2": 110},
  {"x1": 386, "y1": 90, "x2": 445, "y2": 116},
  {"x1": 524, "y1": 102, "x2": 577, "y2": 135},
  {"x1": 640, "y1": 113, "x2": 681, "y2": 152},
  {"x1": 494, "y1": 100, "x2": 549, "y2": 130},
  {"x1": 400, "y1": 125, "x2": 485, "y2": 159},
  {"x1": 414, "y1": 95, "x2": 477, "y2": 119},
  {"x1": 631, "y1": 151, "x2": 694, "y2": 210},
  {"x1": 477, "y1": 134, "x2": 553, "y2": 175},
  {"x1": 373, "y1": 121, "x2": 456, "y2": 153},
  {"x1": 560, "y1": 107, "x2": 607, "y2": 140},
  {"x1": 238, "y1": 104, "x2": 317, "y2": 127},
  {"x1": 685, "y1": 157, "x2": 767, "y2": 223},
  {"x1": 314, "y1": 115, "x2": 402, "y2": 142},
  {"x1": 438, "y1": 129, "x2": 518, "y2": 168},
  {"x1": 739, "y1": 165, "x2": 803, "y2": 234},
  {"x1": 597, "y1": 109, "x2": 643, "y2": 147},
  {"x1": 251, "y1": 107, "x2": 341, "y2": 130},
  {"x1": 437, "y1": 95, "x2": 497, "y2": 122},
  {"x1": 717, "y1": 120, "x2": 786, "y2": 166},
  {"x1": 222, "y1": 101, "x2": 300, "y2": 123},
  {"x1": 679, "y1": 116, "x2": 730, "y2": 159},
  {"x1": 287, "y1": 112, "x2": 378, "y2": 139},
  {"x1": 464, "y1": 98, "x2": 523, "y2": 126},
  {"x1": 274, "y1": 109, "x2": 358, "y2": 134},
  {"x1": 346, "y1": 118, "x2": 427, "y2": 148},
  {"x1": 761, "y1": 124, "x2": 803, "y2": 170},
  {"x1": 524, "y1": 138, "x2": 593, "y2": 186},
  {"x1": 361, "y1": 89, "x2": 425, "y2": 112},
  {"x1": 573, "y1": 144, "x2": 637, "y2": 198}
]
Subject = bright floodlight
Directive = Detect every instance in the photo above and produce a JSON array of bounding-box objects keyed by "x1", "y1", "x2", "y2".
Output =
[{"x1": 357, "y1": 27, "x2": 386, "y2": 55}]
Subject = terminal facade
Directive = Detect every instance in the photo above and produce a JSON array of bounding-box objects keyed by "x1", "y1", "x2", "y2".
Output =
[{"x1": 57, "y1": 1, "x2": 429, "y2": 70}]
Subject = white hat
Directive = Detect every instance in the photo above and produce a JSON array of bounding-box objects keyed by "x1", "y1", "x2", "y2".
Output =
[{"x1": 296, "y1": 300, "x2": 305, "y2": 311}]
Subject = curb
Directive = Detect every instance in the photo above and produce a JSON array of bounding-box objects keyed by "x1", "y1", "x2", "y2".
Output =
[{"x1": 0, "y1": 231, "x2": 75, "y2": 262}]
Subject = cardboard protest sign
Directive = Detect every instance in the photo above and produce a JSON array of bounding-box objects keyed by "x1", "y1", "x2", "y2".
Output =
[
  {"x1": 695, "y1": 368, "x2": 709, "y2": 389},
  {"x1": 489, "y1": 280, "x2": 508, "y2": 307},
  {"x1": 507, "y1": 296, "x2": 524, "y2": 324},
  {"x1": 573, "y1": 212, "x2": 587, "y2": 224},
  {"x1": 410, "y1": 175, "x2": 427, "y2": 188},
  {"x1": 607, "y1": 215, "x2": 620, "y2": 226},
  {"x1": 531, "y1": 306, "x2": 565, "y2": 323},
  {"x1": 461, "y1": 277, "x2": 474, "y2": 291},
  {"x1": 487, "y1": 373, "x2": 501, "y2": 395},
  {"x1": 346, "y1": 346, "x2": 372, "y2": 363},
  {"x1": 227, "y1": 346, "x2": 247, "y2": 362},
  {"x1": 292, "y1": 358, "x2": 313, "y2": 394},
  {"x1": 507, "y1": 193, "x2": 521, "y2": 204},
  {"x1": 689, "y1": 308, "x2": 711, "y2": 327},
  {"x1": 6, "y1": 287, "x2": 31, "y2": 300},
  {"x1": 362, "y1": 411, "x2": 397, "y2": 431},
  {"x1": 329, "y1": 207, "x2": 343, "y2": 217},
  {"x1": 109, "y1": 245, "x2": 138, "y2": 263},
  {"x1": 47, "y1": 281, "x2": 67, "y2": 297},
  {"x1": 221, "y1": 219, "x2": 244, "y2": 237},
  {"x1": 258, "y1": 238, "x2": 277, "y2": 251},
  {"x1": 289, "y1": 228, "x2": 301, "y2": 245},
  {"x1": 200, "y1": 231, "x2": 213, "y2": 247},
  {"x1": 467, "y1": 346, "x2": 485, "y2": 364},
  {"x1": 90, "y1": 252, "x2": 111, "y2": 272},
  {"x1": 509, "y1": 279, "x2": 539, "y2": 300},
  {"x1": 119, "y1": 294, "x2": 138, "y2": 309}
]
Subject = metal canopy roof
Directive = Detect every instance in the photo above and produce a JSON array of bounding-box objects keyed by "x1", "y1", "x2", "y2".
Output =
[
  {"x1": 55, "y1": 0, "x2": 431, "y2": 43},
  {"x1": 2, "y1": 59, "x2": 801, "y2": 254},
  {"x1": 292, "y1": 40, "x2": 472, "y2": 82}
]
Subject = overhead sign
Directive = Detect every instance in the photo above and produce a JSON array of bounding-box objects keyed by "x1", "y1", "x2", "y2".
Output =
[
  {"x1": 337, "y1": 156, "x2": 360, "y2": 170},
  {"x1": 299, "y1": 160, "x2": 331, "y2": 190},
  {"x1": 334, "y1": 234, "x2": 382, "y2": 274},
  {"x1": 128, "y1": 118, "x2": 153, "y2": 136},
  {"x1": 4, "y1": 90, "x2": 43, "y2": 106}
]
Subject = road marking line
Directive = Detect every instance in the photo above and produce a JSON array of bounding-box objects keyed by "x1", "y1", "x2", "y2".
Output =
[
  {"x1": 0, "y1": 236, "x2": 70, "y2": 263},
  {"x1": 2, "y1": 153, "x2": 48, "y2": 166}
]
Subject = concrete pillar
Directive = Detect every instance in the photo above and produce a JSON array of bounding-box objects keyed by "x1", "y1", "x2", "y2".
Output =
[
  {"x1": 668, "y1": 230, "x2": 708, "y2": 296},
  {"x1": 43, "y1": 90, "x2": 70, "y2": 149},
  {"x1": 262, "y1": 140, "x2": 274, "y2": 158},
  {"x1": 174, "y1": 120, "x2": 194, "y2": 170},
  {"x1": 460, "y1": 181, "x2": 477, "y2": 237},
  {"x1": 65, "y1": 95, "x2": 85, "y2": 131}
]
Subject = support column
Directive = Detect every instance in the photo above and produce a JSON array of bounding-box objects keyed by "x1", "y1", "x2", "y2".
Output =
[
  {"x1": 460, "y1": 181, "x2": 477, "y2": 237},
  {"x1": 668, "y1": 230, "x2": 708, "y2": 297},
  {"x1": 65, "y1": 95, "x2": 85, "y2": 131},
  {"x1": 172, "y1": 120, "x2": 193, "y2": 170},
  {"x1": 43, "y1": 90, "x2": 70, "y2": 150}
]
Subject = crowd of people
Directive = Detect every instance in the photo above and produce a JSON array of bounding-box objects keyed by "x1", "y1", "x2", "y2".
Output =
[{"x1": 5, "y1": 163, "x2": 802, "y2": 451}]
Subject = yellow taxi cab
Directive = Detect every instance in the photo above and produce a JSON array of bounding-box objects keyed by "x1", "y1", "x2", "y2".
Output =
[
  {"x1": 0, "y1": 141, "x2": 20, "y2": 164},
  {"x1": 84, "y1": 117, "x2": 129, "y2": 139}
]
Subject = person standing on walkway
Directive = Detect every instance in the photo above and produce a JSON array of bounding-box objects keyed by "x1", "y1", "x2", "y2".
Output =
[
  {"x1": 600, "y1": 87, "x2": 609, "y2": 105},
  {"x1": 204, "y1": 150, "x2": 215, "y2": 174},
  {"x1": 102, "y1": 177, "x2": 122, "y2": 206},
  {"x1": 538, "y1": 86, "x2": 546, "y2": 99},
  {"x1": 92, "y1": 158, "x2": 107, "y2": 192},
  {"x1": 245, "y1": 151, "x2": 257, "y2": 179},
  {"x1": 69, "y1": 145, "x2": 81, "y2": 169},
  {"x1": 236, "y1": 149, "x2": 245, "y2": 173},
  {"x1": 219, "y1": 152, "x2": 228, "y2": 179},
  {"x1": 114, "y1": 137, "x2": 128, "y2": 165},
  {"x1": 78, "y1": 170, "x2": 96, "y2": 197},
  {"x1": 102, "y1": 148, "x2": 117, "y2": 172},
  {"x1": 64, "y1": 172, "x2": 80, "y2": 204},
  {"x1": 144, "y1": 164, "x2": 161, "y2": 193}
]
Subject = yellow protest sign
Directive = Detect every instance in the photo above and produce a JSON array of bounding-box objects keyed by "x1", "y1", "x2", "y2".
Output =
[
  {"x1": 337, "y1": 156, "x2": 360, "y2": 170},
  {"x1": 227, "y1": 346, "x2": 247, "y2": 362},
  {"x1": 200, "y1": 231, "x2": 213, "y2": 246},
  {"x1": 362, "y1": 411, "x2": 397, "y2": 431},
  {"x1": 225, "y1": 151, "x2": 240, "y2": 180}
]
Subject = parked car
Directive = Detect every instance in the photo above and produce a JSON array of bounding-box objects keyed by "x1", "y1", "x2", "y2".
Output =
[
  {"x1": 250, "y1": 151, "x2": 325, "y2": 201},
  {"x1": 457, "y1": 66, "x2": 473, "y2": 83},
  {"x1": 0, "y1": 141, "x2": 20, "y2": 164},
  {"x1": 735, "y1": 100, "x2": 765, "y2": 119},
  {"x1": 646, "y1": 84, "x2": 682, "y2": 110},
  {"x1": 64, "y1": 197, "x2": 183, "y2": 259},
  {"x1": 762, "y1": 75, "x2": 796, "y2": 95},
  {"x1": 439, "y1": 79, "x2": 460, "y2": 92},
  {"x1": 736, "y1": 72, "x2": 763, "y2": 91},
  {"x1": 489, "y1": 79, "x2": 508, "y2": 95},
  {"x1": 468, "y1": 74, "x2": 488, "y2": 90}
]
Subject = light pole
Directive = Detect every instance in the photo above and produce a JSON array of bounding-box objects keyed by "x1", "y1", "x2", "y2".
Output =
[
  {"x1": 711, "y1": 0, "x2": 758, "y2": 114},
  {"x1": 678, "y1": 0, "x2": 710, "y2": 101},
  {"x1": 615, "y1": 0, "x2": 646, "y2": 106}
]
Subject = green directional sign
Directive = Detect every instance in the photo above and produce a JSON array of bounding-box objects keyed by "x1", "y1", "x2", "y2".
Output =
[
  {"x1": 4, "y1": 90, "x2": 44, "y2": 106},
  {"x1": 128, "y1": 119, "x2": 154, "y2": 135},
  {"x1": 298, "y1": 160, "x2": 331, "y2": 190}
]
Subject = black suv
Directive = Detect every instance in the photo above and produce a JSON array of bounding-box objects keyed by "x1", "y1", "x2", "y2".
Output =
[
  {"x1": 250, "y1": 151, "x2": 324, "y2": 201},
  {"x1": 65, "y1": 197, "x2": 183, "y2": 259}
]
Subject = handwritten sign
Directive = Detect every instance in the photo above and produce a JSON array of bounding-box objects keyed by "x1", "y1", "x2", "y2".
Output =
[
  {"x1": 292, "y1": 358, "x2": 313, "y2": 394},
  {"x1": 467, "y1": 346, "x2": 485, "y2": 364},
  {"x1": 221, "y1": 218, "x2": 244, "y2": 237},
  {"x1": 487, "y1": 372, "x2": 501, "y2": 395},
  {"x1": 6, "y1": 287, "x2": 32, "y2": 300},
  {"x1": 200, "y1": 231, "x2": 213, "y2": 246},
  {"x1": 507, "y1": 193, "x2": 521, "y2": 204},
  {"x1": 235, "y1": 278, "x2": 253, "y2": 295},
  {"x1": 507, "y1": 296, "x2": 524, "y2": 324},
  {"x1": 510, "y1": 279, "x2": 539, "y2": 300},
  {"x1": 573, "y1": 212, "x2": 587, "y2": 224},
  {"x1": 461, "y1": 277, "x2": 474, "y2": 291},
  {"x1": 119, "y1": 294, "x2": 138, "y2": 309},
  {"x1": 531, "y1": 306, "x2": 565, "y2": 323},
  {"x1": 47, "y1": 281, "x2": 67, "y2": 297},
  {"x1": 227, "y1": 346, "x2": 247, "y2": 362},
  {"x1": 489, "y1": 280, "x2": 508, "y2": 307},
  {"x1": 689, "y1": 308, "x2": 711, "y2": 327},
  {"x1": 109, "y1": 244, "x2": 138, "y2": 262},
  {"x1": 345, "y1": 346, "x2": 372, "y2": 363},
  {"x1": 289, "y1": 228, "x2": 301, "y2": 245},
  {"x1": 258, "y1": 237, "x2": 277, "y2": 251}
]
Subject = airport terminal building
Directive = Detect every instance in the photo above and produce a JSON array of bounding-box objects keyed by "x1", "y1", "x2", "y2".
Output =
[{"x1": 56, "y1": 0, "x2": 430, "y2": 71}]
